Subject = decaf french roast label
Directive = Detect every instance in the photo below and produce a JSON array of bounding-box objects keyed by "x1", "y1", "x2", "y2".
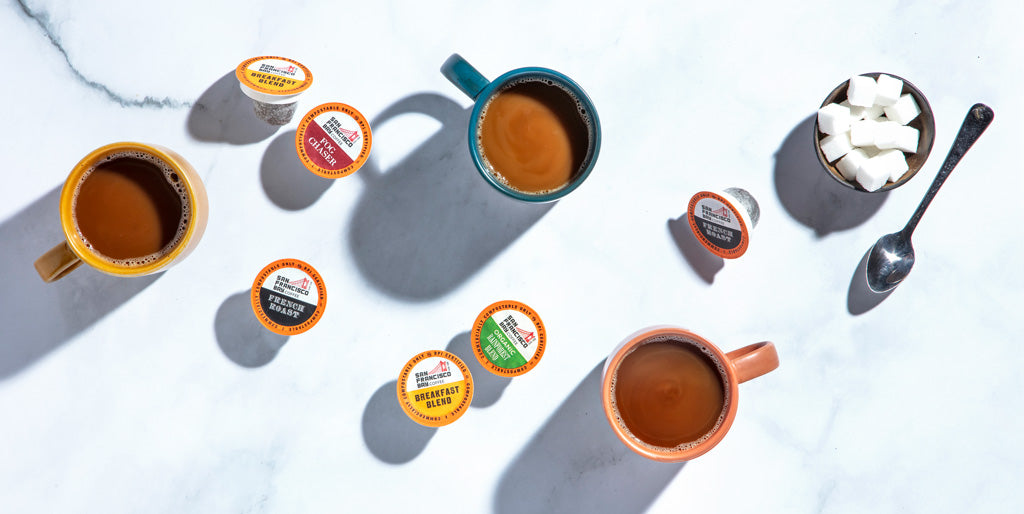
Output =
[
  {"x1": 235, "y1": 56, "x2": 313, "y2": 95},
  {"x1": 295, "y1": 103, "x2": 372, "y2": 179},
  {"x1": 250, "y1": 259, "x2": 326, "y2": 335},
  {"x1": 687, "y1": 191, "x2": 749, "y2": 259},
  {"x1": 397, "y1": 350, "x2": 473, "y2": 428},
  {"x1": 471, "y1": 300, "x2": 546, "y2": 376}
]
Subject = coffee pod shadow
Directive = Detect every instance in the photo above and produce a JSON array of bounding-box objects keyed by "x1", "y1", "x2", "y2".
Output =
[
  {"x1": 187, "y1": 71, "x2": 280, "y2": 145},
  {"x1": 445, "y1": 330, "x2": 511, "y2": 408},
  {"x1": 667, "y1": 214, "x2": 724, "y2": 284},
  {"x1": 493, "y1": 362, "x2": 684, "y2": 514},
  {"x1": 260, "y1": 130, "x2": 334, "y2": 211},
  {"x1": 214, "y1": 290, "x2": 288, "y2": 368},
  {"x1": 847, "y1": 248, "x2": 896, "y2": 314},
  {"x1": 347, "y1": 92, "x2": 555, "y2": 302},
  {"x1": 0, "y1": 187, "x2": 162, "y2": 380},
  {"x1": 774, "y1": 115, "x2": 889, "y2": 238},
  {"x1": 361, "y1": 380, "x2": 438, "y2": 464}
]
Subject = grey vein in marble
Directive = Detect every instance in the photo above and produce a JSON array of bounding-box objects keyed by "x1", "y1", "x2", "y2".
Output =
[{"x1": 14, "y1": 0, "x2": 192, "y2": 109}]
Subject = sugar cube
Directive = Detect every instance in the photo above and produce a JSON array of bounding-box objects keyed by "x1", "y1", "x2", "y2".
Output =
[
  {"x1": 883, "y1": 94, "x2": 921, "y2": 125},
  {"x1": 856, "y1": 156, "x2": 891, "y2": 192},
  {"x1": 873, "y1": 120, "x2": 903, "y2": 149},
  {"x1": 850, "y1": 119, "x2": 881, "y2": 147},
  {"x1": 837, "y1": 148, "x2": 870, "y2": 181},
  {"x1": 856, "y1": 103, "x2": 885, "y2": 121},
  {"x1": 820, "y1": 131, "x2": 854, "y2": 162},
  {"x1": 817, "y1": 103, "x2": 852, "y2": 135},
  {"x1": 877, "y1": 148, "x2": 909, "y2": 182},
  {"x1": 847, "y1": 76, "x2": 878, "y2": 107},
  {"x1": 843, "y1": 100, "x2": 884, "y2": 121},
  {"x1": 894, "y1": 125, "x2": 920, "y2": 153},
  {"x1": 874, "y1": 74, "x2": 903, "y2": 106}
]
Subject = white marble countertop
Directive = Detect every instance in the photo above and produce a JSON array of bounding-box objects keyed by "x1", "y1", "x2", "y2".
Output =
[{"x1": 2, "y1": 1, "x2": 1022, "y2": 512}]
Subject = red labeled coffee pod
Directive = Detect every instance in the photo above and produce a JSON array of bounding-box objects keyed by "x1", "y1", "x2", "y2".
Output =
[
  {"x1": 250, "y1": 258, "x2": 327, "y2": 335},
  {"x1": 295, "y1": 102, "x2": 372, "y2": 179},
  {"x1": 397, "y1": 350, "x2": 474, "y2": 427},
  {"x1": 687, "y1": 187, "x2": 761, "y2": 259},
  {"x1": 235, "y1": 56, "x2": 313, "y2": 125},
  {"x1": 471, "y1": 300, "x2": 546, "y2": 377}
]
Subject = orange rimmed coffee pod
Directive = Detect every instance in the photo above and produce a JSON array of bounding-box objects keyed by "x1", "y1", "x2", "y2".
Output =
[
  {"x1": 250, "y1": 258, "x2": 327, "y2": 336},
  {"x1": 470, "y1": 300, "x2": 546, "y2": 377},
  {"x1": 397, "y1": 350, "x2": 474, "y2": 427},
  {"x1": 235, "y1": 56, "x2": 313, "y2": 125},
  {"x1": 295, "y1": 102, "x2": 372, "y2": 178},
  {"x1": 687, "y1": 187, "x2": 760, "y2": 259}
]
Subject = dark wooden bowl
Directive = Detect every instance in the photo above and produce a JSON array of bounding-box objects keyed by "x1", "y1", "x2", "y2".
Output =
[{"x1": 813, "y1": 72, "x2": 935, "y2": 192}]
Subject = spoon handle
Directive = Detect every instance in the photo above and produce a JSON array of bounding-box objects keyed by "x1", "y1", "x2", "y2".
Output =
[{"x1": 902, "y1": 103, "x2": 994, "y2": 236}]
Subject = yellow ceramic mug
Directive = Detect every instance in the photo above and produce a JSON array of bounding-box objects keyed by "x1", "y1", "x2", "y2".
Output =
[{"x1": 34, "y1": 142, "x2": 209, "y2": 282}]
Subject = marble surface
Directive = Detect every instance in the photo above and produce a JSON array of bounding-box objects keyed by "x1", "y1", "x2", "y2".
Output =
[{"x1": 2, "y1": 1, "x2": 1023, "y2": 512}]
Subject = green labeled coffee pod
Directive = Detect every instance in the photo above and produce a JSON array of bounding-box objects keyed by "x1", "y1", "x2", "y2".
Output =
[{"x1": 471, "y1": 300, "x2": 546, "y2": 377}]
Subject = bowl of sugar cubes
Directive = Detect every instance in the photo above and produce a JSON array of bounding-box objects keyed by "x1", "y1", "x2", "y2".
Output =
[{"x1": 814, "y1": 72, "x2": 935, "y2": 192}]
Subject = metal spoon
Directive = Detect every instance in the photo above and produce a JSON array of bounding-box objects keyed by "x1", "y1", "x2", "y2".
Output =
[{"x1": 865, "y1": 103, "x2": 994, "y2": 293}]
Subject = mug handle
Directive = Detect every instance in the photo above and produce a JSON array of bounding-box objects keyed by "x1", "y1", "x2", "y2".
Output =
[
  {"x1": 441, "y1": 54, "x2": 490, "y2": 100},
  {"x1": 34, "y1": 241, "x2": 83, "y2": 283},
  {"x1": 726, "y1": 342, "x2": 779, "y2": 383}
]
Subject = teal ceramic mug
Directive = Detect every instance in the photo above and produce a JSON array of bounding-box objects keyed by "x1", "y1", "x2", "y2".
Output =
[{"x1": 441, "y1": 53, "x2": 601, "y2": 202}]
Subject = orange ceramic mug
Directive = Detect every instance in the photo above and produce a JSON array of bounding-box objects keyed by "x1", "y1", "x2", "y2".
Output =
[
  {"x1": 601, "y1": 325, "x2": 779, "y2": 461},
  {"x1": 34, "y1": 142, "x2": 209, "y2": 282}
]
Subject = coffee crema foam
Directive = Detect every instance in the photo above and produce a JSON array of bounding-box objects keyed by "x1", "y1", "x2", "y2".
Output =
[
  {"x1": 608, "y1": 334, "x2": 731, "y2": 454},
  {"x1": 476, "y1": 76, "x2": 594, "y2": 196},
  {"x1": 71, "y1": 150, "x2": 192, "y2": 268}
]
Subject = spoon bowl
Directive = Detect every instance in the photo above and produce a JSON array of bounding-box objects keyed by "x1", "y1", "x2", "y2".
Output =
[
  {"x1": 866, "y1": 231, "x2": 915, "y2": 293},
  {"x1": 864, "y1": 103, "x2": 994, "y2": 293}
]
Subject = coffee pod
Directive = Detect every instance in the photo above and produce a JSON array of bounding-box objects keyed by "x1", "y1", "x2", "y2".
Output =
[
  {"x1": 471, "y1": 300, "x2": 546, "y2": 377},
  {"x1": 235, "y1": 56, "x2": 313, "y2": 125},
  {"x1": 295, "y1": 102, "x2": 372, "y2": 178},
  {"x1": 397, "y1": 350, "x2": 474, "y2": 427},
  {"x1": 686, "y1": 187, "x2": 761, "y2": 259},
  {"x1": 250, "y1": 258, "x2": 327, "y2": 335}
]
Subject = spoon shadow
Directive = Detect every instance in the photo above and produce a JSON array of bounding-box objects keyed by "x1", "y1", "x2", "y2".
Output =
[{"x1": 848, "y1": 247, "x2": 896, "y2": 315}]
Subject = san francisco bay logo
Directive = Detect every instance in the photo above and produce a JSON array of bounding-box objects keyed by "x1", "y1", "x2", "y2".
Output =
[
  {"x1": 272, "y1": 274, "x2": 311, "y2": 296},
  {"x1": 415, "y1": 360, "x2": 453, "y2": 388},
  {"x1": 259, "y1": 63, "x2": 298, "y2": 76},
  {"x1": 516, "y1": 326, "x2": 536, "y2": 344},
  {"x1": 702, "y1": 204, "x2": 732, "y2": 223}
]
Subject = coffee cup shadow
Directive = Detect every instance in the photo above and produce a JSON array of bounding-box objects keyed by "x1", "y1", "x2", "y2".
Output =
[
  {"x1": 361, "y1": 380, "x2": 438, "y2": 464},
  {"x1": 444, "y1": 330, "x2": 512, "y2": 408},
  {"x1": 214, "y1": 290, "x2": 289, "y2": 367},
  {"x1": 774, "y1": 115, "x2": 889, "y2": 237},
  {"x1": 493, "y1": 362, "x2": 684, "y2": 514},
  {"x1": 667, "y1": 214, "x2": 724, "y2": 284},
  {"x1": 186, "y1": 71, "x2": 280, "y2": 145},
  {"x1": 0, "y1": 187, "x2": 162, "y2": 380},
  {"x1": 847, "y1": 247, "x2": 896, "y2": 314},
  {"x1": 346, "y1": 92, "x2": 555, "y2": 302},
  {"x1": 260, "y1": 130, "x2": 334, "y2": 211}
]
